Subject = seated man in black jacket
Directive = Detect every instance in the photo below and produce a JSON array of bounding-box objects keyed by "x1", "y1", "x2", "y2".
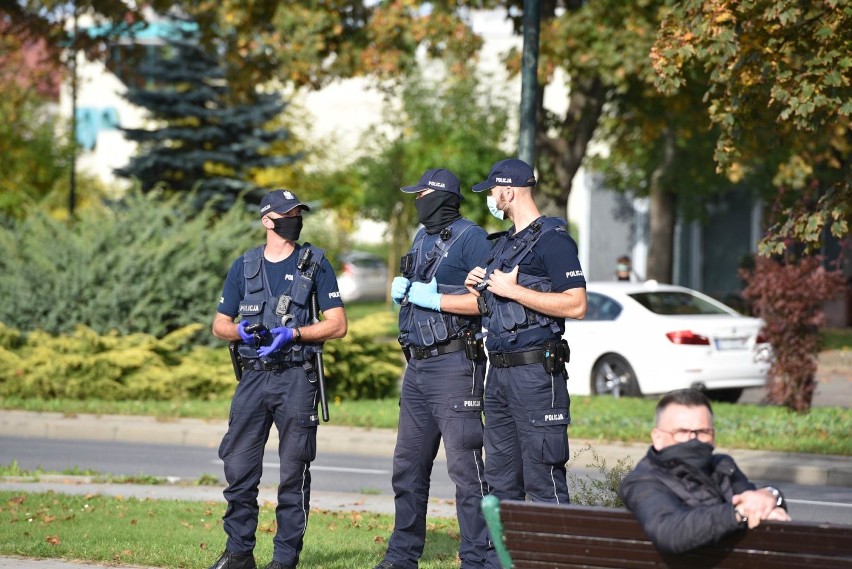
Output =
[{"x1": 619, "y1": 389, "x2": 790, "y2": 554}]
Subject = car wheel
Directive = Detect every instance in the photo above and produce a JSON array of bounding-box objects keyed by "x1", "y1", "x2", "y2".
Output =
[
  {"x1": 591, "y1": 354, "x2": 641, "y2": 398},
  {"x1": 706, "y1": 388, "x2": 744, "y2": 403}
]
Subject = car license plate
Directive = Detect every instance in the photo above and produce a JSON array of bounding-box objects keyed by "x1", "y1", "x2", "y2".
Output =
[{"x1": 714, "y1": 337, "x2": 748, "y2": 350}]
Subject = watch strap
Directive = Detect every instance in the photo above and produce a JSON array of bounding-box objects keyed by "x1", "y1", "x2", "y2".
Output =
[{"x1": 764, "y1": 486, "x2": 784, "y2": 507}]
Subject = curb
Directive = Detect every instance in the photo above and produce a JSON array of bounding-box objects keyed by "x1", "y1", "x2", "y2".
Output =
[{"x1": 1, "y1": 410, "x2": 851, "y2": 488}]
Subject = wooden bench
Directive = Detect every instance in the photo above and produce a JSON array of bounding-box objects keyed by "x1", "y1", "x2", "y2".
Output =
[{"x1": 481, "y1": 496, "x2": 852, "y2": 568}]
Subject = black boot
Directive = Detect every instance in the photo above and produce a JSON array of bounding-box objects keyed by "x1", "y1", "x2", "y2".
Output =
[
  {"x1": 207, "y1": 550, "x2": 257, "y2": 569},
  {"x1": 373, "y1": 561, "x2": 405, "y2": 569},
  {"x1": 263, "y1": 562, "x2": 295, "y2": 569}
]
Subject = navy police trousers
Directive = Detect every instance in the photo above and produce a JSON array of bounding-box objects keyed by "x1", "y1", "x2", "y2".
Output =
[
  {"x1": 218, "y1": 367, "x2": 319, "y2": 567},
  {"x1": 484, "y1": 361, "x2": 571, "y2": 504},
  {"x1": 384, "y1": 349, "x2": 499, "y2": 569}
]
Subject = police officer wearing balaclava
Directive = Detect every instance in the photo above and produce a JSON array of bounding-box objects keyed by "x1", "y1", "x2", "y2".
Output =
[
  {"x1": 407, "y1": 159, "x2": 587, "y2": 506},
  {"x1": 209, "y1": 189, "x2": 347, "y2": 569},
  {"x1": 372, "y1": 168, "x2": 499, "y2": 569}
]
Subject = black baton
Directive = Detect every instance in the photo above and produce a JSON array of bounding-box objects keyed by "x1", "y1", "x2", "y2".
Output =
[{"x1": 310, "y1": 292, "x2": 329, "y2": 422}]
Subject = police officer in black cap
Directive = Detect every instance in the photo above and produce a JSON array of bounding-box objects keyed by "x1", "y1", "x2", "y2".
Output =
[
  {"x1": 406, "y1": 159, "x2": 587, "y2": 505},
  {"x1": 209, "y1": 189, "x2": 347, "y2": 569},
  {"x1": 466, "y1": 158, "x2": 586, "y2": 505},
  {"x1": 372, "y1": 168, "x2": 498, "y2": 569}
]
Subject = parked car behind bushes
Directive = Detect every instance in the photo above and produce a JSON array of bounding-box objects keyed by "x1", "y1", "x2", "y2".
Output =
[{"x1": 337, "y1": 251, "x2": 388, "y2": 302}]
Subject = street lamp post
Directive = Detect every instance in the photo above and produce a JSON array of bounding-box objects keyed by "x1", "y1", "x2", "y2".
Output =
[
  {"x1": 519, "y1": 0, "x2": 540, "y2": 168},
  {"x1": 69, "y1": 2, "x2": 78, "y2": 216}
]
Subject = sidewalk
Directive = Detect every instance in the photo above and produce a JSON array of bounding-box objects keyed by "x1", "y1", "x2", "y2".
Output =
[
  {"x1": 2, "y1": 409, "x2": 851, "y2": 488},
  {"x1": 1, "y1": 409, "x2": 851, "y2": 569}
]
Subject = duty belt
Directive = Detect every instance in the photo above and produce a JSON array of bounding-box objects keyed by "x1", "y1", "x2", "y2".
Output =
[
  {"x1": 403, "y1": 337, "x2": 467, "y2": 361},
  {"x1": 489, "y1": 348, "x2": 545, "y2": 368},
  {"x1": 242, "y1": 360, "x2": 302, "y2": 371}
]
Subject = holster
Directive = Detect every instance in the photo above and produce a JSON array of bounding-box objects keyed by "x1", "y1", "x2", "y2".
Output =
[
  {"x1": 464, "y1": 331, "x2": 486, "y2": 362},
  {"x1": 228, "y1": 341, "x2": 243, "y2": 382},
  {"x1": 543, "y1": 339, "x2": 570, "y2": 374}
]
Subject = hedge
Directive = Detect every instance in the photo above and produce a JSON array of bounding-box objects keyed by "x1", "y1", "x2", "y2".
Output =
[{"x1": 0, "y1": 314, "x2": 403, "y2": 401}]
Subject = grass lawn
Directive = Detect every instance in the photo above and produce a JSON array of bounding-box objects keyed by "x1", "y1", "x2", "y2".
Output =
[
  {"x1": 0, "y1": 491, "x2": 461, "y2": 569},
  {"x1": 1, "y1": 394, "x2": 849, "y2": 455},
  {"x1": 822, "y1": 327, "x2": 852, "y2": 351}
]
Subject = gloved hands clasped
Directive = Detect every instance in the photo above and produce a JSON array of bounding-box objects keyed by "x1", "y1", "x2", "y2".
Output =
[
  {"x1": 257, "y1": 326, "x2": 296, "y2": 357},
  {"x1": 238, "y1": 320, "x2": 269, "y2": 347},
  {"x1": 407, "y1": 277, "x2": 442, "y2": 312},
  {"x1": 391, "y1": 276, "x2": 411, "y2": 304}
]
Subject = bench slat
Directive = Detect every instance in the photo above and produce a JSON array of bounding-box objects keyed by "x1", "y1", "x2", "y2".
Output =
[
  {"x1": 505, "y1": 531, "x2": 852, "y2": 569},
  {"x1": 493, "y1": 500, "x2": 852, "y2": 569},
  {"x1": 502, "y1": 516, "x2": 852, "y2": 556}
]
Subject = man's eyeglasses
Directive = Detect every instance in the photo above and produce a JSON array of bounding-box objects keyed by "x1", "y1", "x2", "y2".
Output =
[{"x1": 659, "y1": 428, "x2": 715, "y2": 442}]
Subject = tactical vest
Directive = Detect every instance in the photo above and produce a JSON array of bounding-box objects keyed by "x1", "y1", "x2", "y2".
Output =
[
  {"x1": 481, "y1": 217, "x2": 566, "y2": 345},
  {"x1": 398, "y1": 218, "x2": 481, "y2": 348},
  {"x1": 237, "y1": 243, "x2": 324, "y2": 364}
]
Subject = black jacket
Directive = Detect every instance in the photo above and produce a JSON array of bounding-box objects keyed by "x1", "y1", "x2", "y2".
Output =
[{"x1": 618, "y1": 445, "x2": 755, "y2": 554}]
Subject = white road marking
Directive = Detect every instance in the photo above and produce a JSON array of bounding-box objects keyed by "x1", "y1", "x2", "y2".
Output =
[
  {"x1": 214, "y1": 460, "x2": 388, "y2": 475},
  {"x1": 787, "y1": 499, "x2": 852, "y2": 509}
]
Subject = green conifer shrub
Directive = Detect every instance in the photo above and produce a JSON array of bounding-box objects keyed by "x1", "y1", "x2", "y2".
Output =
[
  {"x1": 0, "y1": 190, "x2": 257, "y2": 339},
  {"x1": 324, "y1": 312, "x2": 403, "y2": 399}
]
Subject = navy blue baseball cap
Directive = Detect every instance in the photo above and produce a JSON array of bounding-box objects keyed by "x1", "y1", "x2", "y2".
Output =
[
  {"x1": 472, "y1": 158, "x2": 537, "y2": 192},
  {"x1": 259, "y1": 189, "x2": 311, "y2": 218},
  {"x1": 400, "y1": 168, "x2": 463, "y2": 199}
]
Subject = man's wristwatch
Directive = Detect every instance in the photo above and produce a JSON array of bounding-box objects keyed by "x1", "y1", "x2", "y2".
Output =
[{"x1": 764, "y1": 486, "x2": 785, "y2": 508}]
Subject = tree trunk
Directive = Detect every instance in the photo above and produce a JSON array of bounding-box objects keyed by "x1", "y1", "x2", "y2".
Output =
[
  {"x1": 387, "y1": 199, "x2": 417, "y2": 299},
  {"x1": 537, "y1": 75, "x2": 606, "y2": 212},
  {"x1": 646, "y1": 126, "x2": 676, "y2": 283}
]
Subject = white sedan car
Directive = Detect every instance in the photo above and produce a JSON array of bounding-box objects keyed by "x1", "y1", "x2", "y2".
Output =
[
  {"x1": 563, "y1": 281, "x2": 771, "y2": 402},
  {"x1": 336, "y1": 251, "x2": 388, "y2": 302}
]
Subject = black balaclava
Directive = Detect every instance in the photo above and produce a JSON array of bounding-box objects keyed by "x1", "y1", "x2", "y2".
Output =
[
  {"x1": 271, "y1": 216, "x2": 303, "y2": 241},
  {"x1": 415, "y1": 191, "x2": 461, "y2": 234},
  {"x1": 655, "y1": 438, "x2": 715, "y2": 473}
]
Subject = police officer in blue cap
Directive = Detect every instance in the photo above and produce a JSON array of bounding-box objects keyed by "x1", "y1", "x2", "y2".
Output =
[
  {"x1": 209, "y1": 189, "x2": 348, "y2": 569},
  {"x1": 405, "y1": 158, "x2": 587, "y2": 505},
  {"x1": 373, "y1": 168, "x2": 498, "y2": 569},
  {"x1": 469, "y1": 158, "x2": 586, "y2": 504}
]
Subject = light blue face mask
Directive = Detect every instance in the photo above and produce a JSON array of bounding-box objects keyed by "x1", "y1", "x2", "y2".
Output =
[{"x1": 487, "y1": 195, "x2": 504, "y2": 221}]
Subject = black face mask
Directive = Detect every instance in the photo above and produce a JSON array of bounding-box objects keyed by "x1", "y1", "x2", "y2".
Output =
[
  {"x1": 271, "y1": 216, "x2": 303, "y2": 241},
  {"x1": 415, "y1": 191, "x2": 461, "y2": 234},
  {"x1": 656, "y1": 438, "x2": 715, "y2": 473}
]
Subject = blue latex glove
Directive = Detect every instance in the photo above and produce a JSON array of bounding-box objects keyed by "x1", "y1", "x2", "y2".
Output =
[
  {"x1": 391, "y1": 276, "x2": 411, "y2": 304},
  {"x1": 257, "y1": 327, "x2": 295, "y2": 357},
  {"x1": 237, "y1": 320, "x2": 257, "y2": 344},
  {"x1": 407, "y1": 278, "x2": 442, "y2": 312}
]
